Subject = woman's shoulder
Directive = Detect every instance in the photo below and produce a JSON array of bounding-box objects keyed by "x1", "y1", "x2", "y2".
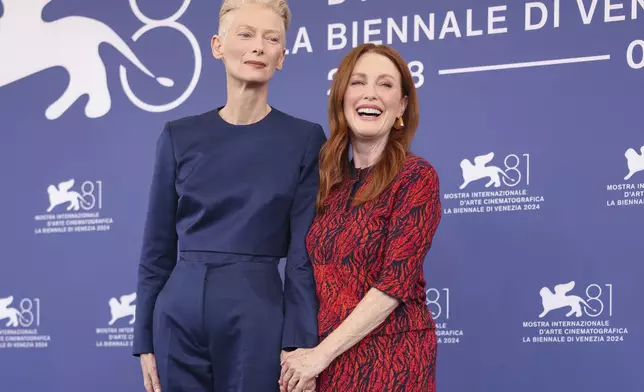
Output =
[
  {"x1": 397, "y1": 153, "x2": 439, "y2": 183},
  {"x1": 386, "y1": 154, "x2": 440, "y2": 204},
  {"x1": 270, "y1": 107, "x2": 325, "y2": 134},
  {"x1": 269, "y1": 108, "x2": 327, "y2": 151},
  {"x1": 165, "y1": 108, "x2": 219, "y2": 131}
]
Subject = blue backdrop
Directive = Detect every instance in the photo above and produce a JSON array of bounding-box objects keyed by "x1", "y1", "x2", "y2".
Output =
[{"x1": 1, "y1": 0, "x2": 642, "y2": 390}]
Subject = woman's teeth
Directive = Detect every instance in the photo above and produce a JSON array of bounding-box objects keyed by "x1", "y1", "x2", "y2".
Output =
[{"x1": 357, "y1": 107, "x2": 382, "y2": 117}]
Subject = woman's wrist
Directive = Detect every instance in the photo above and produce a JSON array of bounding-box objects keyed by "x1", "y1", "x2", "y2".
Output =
[{"x1": 314, "y1": 341, "x2": 339, "y2": 366}]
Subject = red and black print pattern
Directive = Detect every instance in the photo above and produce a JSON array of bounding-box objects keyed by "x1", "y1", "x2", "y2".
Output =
[
  {"x1": 317, "y1": 329, "x2": 437, "y2": 391},
  {"x1": 305, "y1": 154, "x2": 442, "y2": 391}
]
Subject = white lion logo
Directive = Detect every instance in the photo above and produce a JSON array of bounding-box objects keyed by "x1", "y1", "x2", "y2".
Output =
[
  {"x1": 624, "y1": 145, "x2": 644, "y2": 180},
  {"x1": 0, "y1": 296, "x2": 29, "y2": 327},
  {"x1": 538, "y1": 281, "x2": 595, "y2": 318},
  {"x1": 46, "y1": 179, "x2": 91, "y2": 212},
  {"x1": 459, "y1": 152, "x2": 512, "y2": 189},
  {"x1": 108, "y1": 292, "x2": 136, "y2": 325},
  {"x1": 0, "y1": 0, "x2": 174, "y2": 119}
]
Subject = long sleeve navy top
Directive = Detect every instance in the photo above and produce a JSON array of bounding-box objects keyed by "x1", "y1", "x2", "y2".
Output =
[{"x1": 132, "y1": 107, "x2": 327, "y2": 355}]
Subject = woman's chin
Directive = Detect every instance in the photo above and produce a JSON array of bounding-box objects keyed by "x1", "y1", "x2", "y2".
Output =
[
  {"x1": 229, "y1": 70, "x2": 274, "y2": 86},
  {"x1": 349, "y1": 123, "x2": 392, "y2": 140}
]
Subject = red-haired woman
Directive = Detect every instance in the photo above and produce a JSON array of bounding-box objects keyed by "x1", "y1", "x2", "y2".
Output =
[{"x1": 279, "y1": 43, "x2": 442, "y2": 392}]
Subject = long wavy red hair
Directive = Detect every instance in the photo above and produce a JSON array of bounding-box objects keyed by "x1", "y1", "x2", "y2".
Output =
[{"x1": 316, "y1": 43, "x2": 419, "y2": 211}]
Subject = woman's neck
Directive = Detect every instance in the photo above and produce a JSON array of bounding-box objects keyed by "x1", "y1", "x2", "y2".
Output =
[
  {"x1": 219, "y1": 77, "x2": 271, "y2": 125},
  {"x1": 351, "y1": 136, "x2": 387, "y2": 168}
]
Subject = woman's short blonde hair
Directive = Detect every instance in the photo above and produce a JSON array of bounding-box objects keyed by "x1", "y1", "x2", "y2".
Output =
[{"x1": 219, "y1": 0, "x2": 291, "y2": 35}]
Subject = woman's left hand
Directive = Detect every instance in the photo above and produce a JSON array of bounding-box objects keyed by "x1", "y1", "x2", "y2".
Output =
[{"x1": 279, "y1": 348, "x2": 330, "y2": 392}]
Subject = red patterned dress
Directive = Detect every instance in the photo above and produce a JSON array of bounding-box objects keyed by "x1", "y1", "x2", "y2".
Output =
[{"x1": 305, "y1": 154, "x2": 442, "y2": 392}]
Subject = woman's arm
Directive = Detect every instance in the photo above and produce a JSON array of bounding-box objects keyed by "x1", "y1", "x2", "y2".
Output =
[
  {"x1": 281, "y1": 124, "x2": 328, "y2": 351},
  {"x1": 133, "y1": 123, "x2": 179, "y2": 356},
  {"x1": 134, "y1": 123, "x2": 180, "y2": 392},
  {"x1": 315, "y1": 287, "x2": 398, "y2": 362}
]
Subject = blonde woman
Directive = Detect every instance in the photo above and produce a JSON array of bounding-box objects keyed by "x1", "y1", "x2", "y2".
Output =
[{"x1": 132, "y1": 1, "x2": 325, "y2": 391}]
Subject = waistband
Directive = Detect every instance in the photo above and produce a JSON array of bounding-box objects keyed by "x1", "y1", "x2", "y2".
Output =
[{"x1": 178, "y1": 251, "x2": 280, "y2": 266}]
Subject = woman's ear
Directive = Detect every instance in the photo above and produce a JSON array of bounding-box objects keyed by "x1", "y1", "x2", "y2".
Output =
[
  {"x1": 211, "y1": 35, "x2": 224, "y2": 59},
  {"x1": 399, "y1": 95, "x2": 408, "y2": 117}
]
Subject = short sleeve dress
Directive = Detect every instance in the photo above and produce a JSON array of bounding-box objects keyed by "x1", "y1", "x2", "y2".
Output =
[{"x1": 305, "y1": 154, "x2": 442, "y2": 392}]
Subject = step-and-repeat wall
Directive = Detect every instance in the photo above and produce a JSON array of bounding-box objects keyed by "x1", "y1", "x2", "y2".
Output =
[{"x1": 1, "y1": 0, "x2": 642, "y2": 390}]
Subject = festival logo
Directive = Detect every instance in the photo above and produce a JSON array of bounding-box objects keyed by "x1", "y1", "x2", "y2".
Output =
[
  {"x1": 522, "y1": 281, "x2": 628, "y2": 344},
  {"x1": 0, "y1": 294, "x2": 51, "y2": 349},
  {"x1": 96, "y1": 292, "x2": 136, "y2": 348},
  {"x1": 606, "y1": 145, "x2": 644, "y2": 208},
  {"x1": 34, "y1": 179, "x2": 113, "y2": 235},
  {"x1": 0, "y1": 0, "x2": 201, "y2": 119},
  {"x1": 426, "y1": 287, "x2": 463, "y2": 344},
  {"x1": 442, "y1": 151, "x2": 545, "y2": 215}
]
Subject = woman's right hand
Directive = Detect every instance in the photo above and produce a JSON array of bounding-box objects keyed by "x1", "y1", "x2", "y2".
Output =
[{"x1": 140, "y1": 353, "x2": 161, "y2": 392}]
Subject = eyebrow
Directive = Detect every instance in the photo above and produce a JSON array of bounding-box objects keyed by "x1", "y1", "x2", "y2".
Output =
[
  {"x1": 236, "y1": 24, "x2": 281, "y2": 35},
  {"x1": 351, "y1": 72, "x2": 396, "y2": 79}
]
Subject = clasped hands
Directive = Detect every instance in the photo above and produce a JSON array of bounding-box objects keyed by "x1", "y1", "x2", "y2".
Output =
[{"x1": 279, "y1": 348, "x2": 330, "y2": 392}]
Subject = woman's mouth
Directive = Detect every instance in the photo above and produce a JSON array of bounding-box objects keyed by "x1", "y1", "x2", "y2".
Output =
[{"x1": 356, "y1": 105, "x2": 382, "y2": 119}]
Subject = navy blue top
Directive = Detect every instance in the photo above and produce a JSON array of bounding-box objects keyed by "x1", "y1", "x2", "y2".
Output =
[{"x1": 133, "y1": 106, "x2": 327, "y2": 355}]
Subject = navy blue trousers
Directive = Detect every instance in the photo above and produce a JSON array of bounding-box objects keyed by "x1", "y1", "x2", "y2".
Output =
[{"x1": 152, "y1": 253, "x2": 283, "y2": 391}]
